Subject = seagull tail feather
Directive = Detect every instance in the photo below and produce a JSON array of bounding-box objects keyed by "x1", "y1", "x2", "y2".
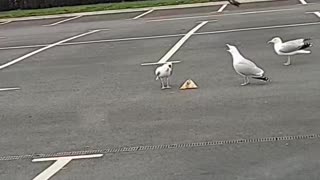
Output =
[
  {"x1": 297, "y1": 49, "x2": 311, "y2": 54},
  {"x1": 300, "y1": 42, "x2": 312, "y2": 50}
]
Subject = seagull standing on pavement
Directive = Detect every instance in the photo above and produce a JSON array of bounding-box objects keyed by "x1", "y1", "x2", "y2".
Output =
[
  {"x1": 155, "y1": 62, "x2": 173, "y2": 89},
  {"x1": 226, "y1": 44, "x2": 269, "y2": 86},
  {"x1": 268, "y1": 37, "x2": 312, "y2": 66},
  {"x1": 228, "y1": 0, "x2": 241, "y2": 7}
]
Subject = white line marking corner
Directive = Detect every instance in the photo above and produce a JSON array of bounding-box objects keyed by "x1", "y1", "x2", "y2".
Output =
[
  {"x1": 299, "y1": 0, "x2": 308, "y2": 5},
  {"x1": 133, "y1": 9, "x2": 154, "y2": 19},
  {"x1": 0, "y1": 30, "x2": 100, "y2": 70},
  {"x1": 217, "y1": 4, "x2": 228, "y2": 13}
]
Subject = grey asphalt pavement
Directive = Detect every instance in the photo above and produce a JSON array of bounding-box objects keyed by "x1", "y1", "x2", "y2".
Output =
[{"x1": 0, "y1": 0, "x2": 320, "y2": 179}]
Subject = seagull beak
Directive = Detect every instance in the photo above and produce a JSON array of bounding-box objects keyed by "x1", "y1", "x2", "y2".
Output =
[
  {"x1": 267, "y1": 40, "x2": 272, "y2": 44},
  {"x1": 226, "y1": 44, "x2": 231, "y2": 51}
]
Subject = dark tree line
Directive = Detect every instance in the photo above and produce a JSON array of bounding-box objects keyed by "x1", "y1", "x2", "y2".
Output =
[{"x1": 0, "y1": 0, "x2": 136, "y2": 11}]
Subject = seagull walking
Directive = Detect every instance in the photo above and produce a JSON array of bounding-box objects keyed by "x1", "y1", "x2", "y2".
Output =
[
  {"x1": 226, "y1": 44, "x2": 269, "y2": 86},
  {"x1": 155, "y1": 62, "x2": 173, "y2": 89},
  {"x1": 268, "y1": 37, "x2": 312, "y2": 66},
  {"x1": 228, "y1": 0, "x2": 241, "y2": 7}
]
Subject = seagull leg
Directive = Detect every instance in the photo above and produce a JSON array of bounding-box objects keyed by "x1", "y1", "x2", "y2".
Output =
[
  {"x1": 166, "y1": 77, "x2": 171, "y2": 89},
  {"x1": 241, "y1": 77, "x2": 249, "y2": 86},
  {"x1": 160, "y1": 78, "x2": 165, "y2": 89},
  {"x1": 284, "y1": 56, "x2": 291, "y2": 66}
]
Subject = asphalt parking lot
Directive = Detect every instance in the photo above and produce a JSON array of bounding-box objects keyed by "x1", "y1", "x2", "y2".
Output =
[{"x1": 0, "y1": 0, "x2": 320, "y2": 179}]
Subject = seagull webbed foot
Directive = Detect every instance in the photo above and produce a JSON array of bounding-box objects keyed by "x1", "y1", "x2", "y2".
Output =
[
  {"x1": 283, "y1": 62, "x2": 291, "y2": 66},
  {"x1": 241, "y1": 82, "x2": 249, "y2": 86}
]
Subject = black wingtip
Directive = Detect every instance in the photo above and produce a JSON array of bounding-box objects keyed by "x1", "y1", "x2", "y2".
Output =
[
  {"x1": 300, "y1": 42, "x2": 312, "y2": 50},
  {"x1": 252, "y1": 76, "x2": 269, "y2": 82}
]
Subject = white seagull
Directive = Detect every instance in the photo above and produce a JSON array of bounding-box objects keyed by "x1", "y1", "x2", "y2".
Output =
[
  {"x1": 268, "y1": 37, "x2": 312, "y2": 66},
  {"x1": 226, "y1": 44, "x2": 269, "y2": 86},
  {"x1": 155, "y1": 62, "x2": 173, "y2": 89}
]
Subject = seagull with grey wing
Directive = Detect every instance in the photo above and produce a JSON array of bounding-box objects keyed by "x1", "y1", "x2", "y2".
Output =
[
  {"x1": 155, "y1": 62, "x2": 173, "y2": 89},
  {"x1": 268, "y1": 37, "x2": 312, "y2": 66},
  {"x1": 226, "y1": 44, "x2": 269, "y2": 86}
]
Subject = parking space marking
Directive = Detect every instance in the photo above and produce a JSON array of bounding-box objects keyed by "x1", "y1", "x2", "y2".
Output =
[
  {"x1": 217, "y1": 4, "x2": 228, "y2": 13},
  {"x1": 1, "y1": 21, "x2": 320, "y2": 51},
  {"x1": 43, "y1": 15, "x2": 83, "y2": 26},
  {"x1": 0, "y1": 21, "x2": 11, "y2": 25},
  {"x1": 196, "y1": 21, "x2": 320, "y2": 35},
  {"x1": 0, "y1": 30, "x2": 101, "y2": 70},
  {"x1": 133, "y1": 9, "x2": 154, "y2": 19},
  {"x1": 147, "y1": 7, "x2": 299, "y2": 22},
  {"x1": 0, "y1": 87, "x2": 20, "y2": 92},
  {"x1": 299, "y1": 0, "x2": 307, "y2": 4},
  {"x1": 33, "y1": 154, "x2": 103, "y2": 180},
  {"x1": 306, "y1": 12, "x2": 320, "y2": 18},
  {"x1": 0, "y1": 44, "x2": 47, "y2": 50},
  {"x1": 158, "y1": 21, "x2": 208, "y2": 64}
]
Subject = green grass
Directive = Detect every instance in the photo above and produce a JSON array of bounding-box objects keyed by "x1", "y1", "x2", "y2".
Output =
[{"x1": 0, "y1": 0, "x2": 222, "y2": 19}]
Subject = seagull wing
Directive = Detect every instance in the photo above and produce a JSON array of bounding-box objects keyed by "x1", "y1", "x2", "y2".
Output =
[
  {"x1": 235, "y1": 60, "x2": 264, "y2": 76},
  {"x1": 279, "y1": 39, "x2": 308, "y2": 53}
]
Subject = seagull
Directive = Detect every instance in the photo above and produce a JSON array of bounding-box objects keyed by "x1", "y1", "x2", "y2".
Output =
[
  {"x1": 226, "y1": 44, "x2": 269, "y2": 86},
  {"x1": 268, "y1": 37, "x2": 312, "y2": 66},
  {"x1": 228, "y1": 0, "x2": 241, "y2": 7},
  {"x1": 155, "y1": 62, "x2": 173, "y2": 89}
]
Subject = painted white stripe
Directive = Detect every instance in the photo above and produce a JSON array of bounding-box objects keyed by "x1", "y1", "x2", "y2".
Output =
[
  {"x1": 196, "y1": 21, "x2": 320, "y2": 36},
  {"x1": 0, "y1": 30, "x2": 100, "y2": 70},
  {"x1": 0, "y1": 34, "x2": 184, "y2": 51},
  {"x1": 0, "y1": 44, "x2": 46, "y2": 50},
  {"x1": 133, "y1": 9, "x2": 154, "y2": 19},
  {"x1": 43, "y1": 15, "x2": 82, "y2": 26},
  {"x1": 141, "y1": 60, "x2": 181, "y2": 66},
  {"x1": 0, "y1": 21, "x2": 11, "y2": 25},
  {"x1": 299, "y1": 0, "x2": 307, "y2": 5},
  {"x1": 309, "y1": 12, "x2": 320, "y2": 18},
  {"x1": 0, "y1": 87, "x2": 20, "y2": 92},
  {"x1": 32, "y1": 154, "x2": 104, "y2": 162},
  {"x1": 32, "y1": 154, "x2": 103, "y2": 180},
  {"x1": 147, "y1": 7, "x2": 299, "y2": 22},
  {"x1": 217, "y1": 4, "x2": 228, "y2": 13},
  {"x1": 158, "y1": 21, "x2": 208, "y2": 64},
  {"x1": 1, "y1": 21, "x2": 320, "y2": 51},
  {"x1": 33, "y1": 158, "x2": 70, "y2": 180}
]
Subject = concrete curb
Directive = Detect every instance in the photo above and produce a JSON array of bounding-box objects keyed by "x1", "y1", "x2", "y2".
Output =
[{"x1": 0, "y1": 0, "x2": 275, "y2": 22}]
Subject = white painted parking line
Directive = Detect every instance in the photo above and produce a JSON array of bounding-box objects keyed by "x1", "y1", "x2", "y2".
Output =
[
  {"x1": 33, "y1": 154, "x2": 103, "y2": 180},
  {"x1": 0, "y1": 87, "x2": 20, "y2": 92},
  {"x1": 133, "y1": 9, "x2": 154, "y2": 19},
  {"x1": 196, "y1": 21, "x2": 320, "y2": 35},
  {"x1": 217, "y1": 4, "x2": 228, "y2": 13},
  {"x1": 1, "y1": 21, "x2": 320, "y2": 51},
  {"x1": 0, "y1": 34, "x2": 185, "y2": 50},
  {"x1": 43, "y1": 15, "x2": 83, "y2": 26},
  {"x1": 147, "y1": 7, "x2": 299, "y2": 22},
  {"x1": 0, "y1": 44, "x2": 47, "y2": 50},
  {"x1": 306, "y1": 12, "x2": 320, "y2": 18},
  {"x1": 314, "y1": 12, "x2": 320, "y2": 18},
  {"x1": 0, "y1": 21, "x2": 11, "y2": 25},
  {"x1": 158, "y1": 21, "x2": 208, "y2": 64},
  {"x1": 0, "y1": 30, "x2": 101, "y2": 70},
  {"x1": 299, "y1": 0, "x2": 307, "y2": 5}
]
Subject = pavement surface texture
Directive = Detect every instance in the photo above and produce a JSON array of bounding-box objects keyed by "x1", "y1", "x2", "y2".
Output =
[{"x1": 0, "y1": 0, "x2": 320, "y2": 179}]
